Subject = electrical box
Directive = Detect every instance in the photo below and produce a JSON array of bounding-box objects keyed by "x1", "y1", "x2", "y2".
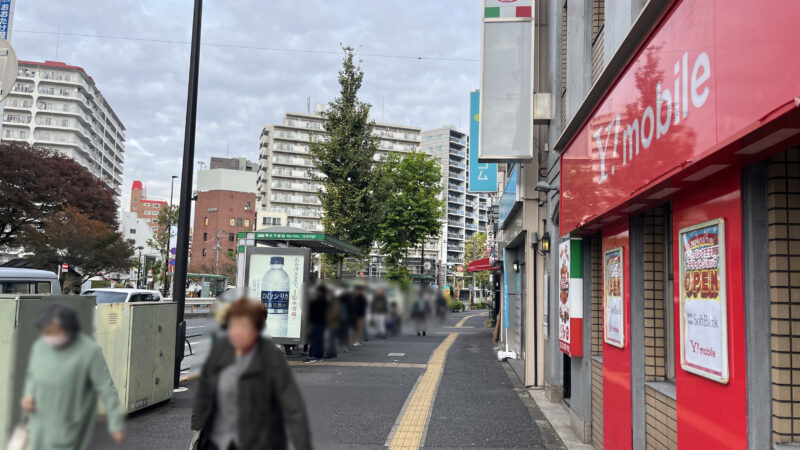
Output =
[
  {"x1": 96, "y1": 302, "x2": 177, "y2": 414},
  {"x1": 0, "y1": 295, "x2": 95, "y2": 445}
]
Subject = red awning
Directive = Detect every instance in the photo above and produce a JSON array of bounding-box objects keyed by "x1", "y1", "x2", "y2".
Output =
[{"x1": 466, "y1": 258, "x2": 499, "y2": 273}]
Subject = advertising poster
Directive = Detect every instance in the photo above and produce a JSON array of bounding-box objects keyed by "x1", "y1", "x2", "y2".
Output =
[
  {"x1": 679, "y1": 219, "x2": 729, "y2": 384},
  {"x1": 604, "y1": 248, "x2": 625, "y2": 348},
  {"x1": 246, "y1": 251, "x2": 308, "y2": 341},
  {"x1": 558, "y1": 239, "x2": 583, "y2": 356}
]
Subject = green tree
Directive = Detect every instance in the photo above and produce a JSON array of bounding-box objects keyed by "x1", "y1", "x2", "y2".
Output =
[
  {"x1": 23, "y1": 207, "x2": 134, "y2": 293},
  {"x1": 147, "y1": 205, "x2": 179, "y2": 295},
  {"x1": 464, "y1": 232, "x2": 490, "y2": 295},
  {"x1": 309, "y1": 47, "x2": 381, "y2": 277},
  {"x1": 376, "y1": 152, "x2": 444, "y2": 286}
]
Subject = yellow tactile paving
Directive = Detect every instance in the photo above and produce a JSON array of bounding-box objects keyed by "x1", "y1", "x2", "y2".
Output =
[
  {"x1": 287, "y1": 361, "x2": 426, "y2": 369},
  {"x1": 454, "y1": 312, "x2": 488, "y2": 328},
  {"x1": 387, "y1": 333, "x2": 458, "y2": 450}
]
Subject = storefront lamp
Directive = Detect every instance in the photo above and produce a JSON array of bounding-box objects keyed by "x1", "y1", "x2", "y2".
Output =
[
  {"x1": 512, "y1": 260, "x2": 519, "y2": 272},
  {"x1": 541, "y1": 232, "x2": 551, "y2": 254}
]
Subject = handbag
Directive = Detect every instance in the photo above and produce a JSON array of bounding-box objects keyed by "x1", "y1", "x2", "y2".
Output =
[{"x1": 6, "y1": 413, "x2": 29, "y2": 450}]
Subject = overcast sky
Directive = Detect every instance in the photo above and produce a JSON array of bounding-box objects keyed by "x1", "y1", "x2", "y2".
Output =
[{"x1": 11, "y1": 0, "x2": 480, "y2": 210}]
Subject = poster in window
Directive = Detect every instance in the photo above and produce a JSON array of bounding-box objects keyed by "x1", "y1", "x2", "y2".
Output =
[
  {"x1": 679, "y1": 218, "x2": 729, "y2": 384},
  {"x1": 558, "y1": 238, "x2": 583, "y2": 356},
  {"x1": 245, "y1": 248, "x2": 309, "y2": 343},
  {"x1": 604, "y1": 247, "x2": 624, "y2": 348}
]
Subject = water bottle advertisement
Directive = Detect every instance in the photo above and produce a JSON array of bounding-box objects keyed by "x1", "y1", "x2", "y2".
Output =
[{"x1": 244, "y1": 248, "x2": 310, "y2": 342}]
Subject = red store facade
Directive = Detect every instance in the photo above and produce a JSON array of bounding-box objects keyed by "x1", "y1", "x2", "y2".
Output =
[{"x1": 556, "y1": 0, "x2": 800, "y2": 448}]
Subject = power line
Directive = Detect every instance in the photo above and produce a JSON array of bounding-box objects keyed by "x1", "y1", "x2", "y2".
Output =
[{"x1": 14, "y1": 29, "x2": 479, "y2": 63}]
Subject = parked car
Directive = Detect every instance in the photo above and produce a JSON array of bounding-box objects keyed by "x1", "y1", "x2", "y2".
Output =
[
  {"x1": 81, "y1": 288, "x2": 163, "y2": 304},
  {"x1": 0, "y1": 268, "x2": 60, "y2": 294}
]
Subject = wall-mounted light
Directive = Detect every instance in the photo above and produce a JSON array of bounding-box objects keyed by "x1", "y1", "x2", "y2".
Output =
[
  {"x1": 541, "y1": 232, "x2": 551, "y2": 254},
  {"x1": 512, "y1": 260, "x2": 520, "y2": 272},
  {"x1": 534, "y1": 181, "x2": 559, "y2": 193}
]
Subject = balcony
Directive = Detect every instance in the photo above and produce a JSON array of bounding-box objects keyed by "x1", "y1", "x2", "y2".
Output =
[
  {"x1": 448, "y1": 208, "x2": 463, "y2": 216},
  {"x1": 449, "y1": 160, "x2": 466, "y2": 169},
  {"x1": 448, "y1": 172, "x2": 466, "y2": 181},
  {"x1": 447, "y1": 233, "x2": 463, "y2": 241},
  {"x1": 449, "y1": 148, "x2": 466, "y2": 158},
  {"x1": 447, "y1": 196, "x2": 464, "y2": 204},
  {"x1": 450, "y1": 136, "x2": 466, "y2": 146}
]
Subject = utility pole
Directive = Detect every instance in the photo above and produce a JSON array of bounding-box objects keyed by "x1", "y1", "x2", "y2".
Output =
[{"x1": 172, "y1": 0, "x2": 203, "y2": 389}]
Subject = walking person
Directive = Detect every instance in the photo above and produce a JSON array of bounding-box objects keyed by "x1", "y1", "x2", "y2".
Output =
[
  {"x1": 191, "y1": 298, "x2": 312, "y2": 450},
  {"x1": 306, "y1": 284, "x2": 327, "y2": 363},
  {"x1": 21, "y1": 303, "x2": 125, "y2": 450},
  {"x1": 351, "y1": 286, "x2": 368, "y2": 346},
  {"x1": 336, "y1": 284, "x2": 352, "y2": 352},
  {"x1": 371, "y1": 288, "x2": 389, "y2": 338},
  {"x1": 411, "y1": 292, "x2": 430, "y2": 336},
  {"x1": 325, "y1": 285, "x2": 341, "y2": 358}
]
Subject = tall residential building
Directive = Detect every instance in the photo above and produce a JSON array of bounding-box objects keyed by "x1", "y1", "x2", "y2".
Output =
[
  {"x1": 129, "y1": 180, "x2": 168, "y2": 232},
  {"x1": 421, "y1": 127, "x2": 491, "y2": 269},
  {"x1": 4, "y1": 61, "x2": 126, "y2": 195},
  {"x1": 190, "y1": 160, "x2": 258, "y2": 272},
  {"x1": 256, "y1": 108, "x2": 422, "y2": 233}
]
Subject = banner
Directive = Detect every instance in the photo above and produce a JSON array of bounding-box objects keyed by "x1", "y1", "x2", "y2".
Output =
[
  {"x1": 604, "y1": 247, "x2": 624, "y2": 348},
  {"x1": 558, "y1": 238, "x2": 583, "y2": 357},
  {"x1": 679, "y1": 218, "x2": 729, "y2": 384},
  {"x1": 468, "y1": 90, "x2": 497, "y2": 192}
]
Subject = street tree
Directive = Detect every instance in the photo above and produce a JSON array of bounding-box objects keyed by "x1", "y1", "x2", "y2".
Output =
[
  {"x1": 464, "y1": 232, "x2": 490, "y2": 295},
  {"x1": 309, "y1": 47, "x2": 380, "y2": 276},
  {"x1": 0, "y1": 143, "x2": 118, "y2": 250},
  {"x1": 147, "y1": 205, "x2": 179, "y2": 295},
  {"x1": 376, "y1": 152, "x2": 444, "y2": 286},
  {"x1": 23, "y1": 207, "x2": 134, "y2": 293},
  {"x1": 189, "y1": 249, "x2": 237, "y2": 280}
]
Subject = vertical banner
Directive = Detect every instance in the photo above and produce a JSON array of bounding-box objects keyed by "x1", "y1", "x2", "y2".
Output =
[
  {"x1": 604, "y1": 247, "x2": 625, "y2": 348},
  {"x1": 679, "y1": 218, "x2": 729, "y2": 384},
  {"x1": 558, "y1": 238, "x2": 583, "y2": 356},
  {"x1": 503, "y1": 249, "x2": 509, "y2": 330},
  {"x1": 0, "y1": 0, "x2": 11, "y2": 40},
  {"x1": 468, "y1": 90, "x2": 497, "y2": 192},
  {"x1": 543, "y1": 273, "x2": 549, "y2": 339}
]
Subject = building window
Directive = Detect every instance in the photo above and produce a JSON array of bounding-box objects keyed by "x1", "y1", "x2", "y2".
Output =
[
  {"x1": 237, "y1": 218, "x2": 243, "y2": 227},
  {"x1": 272, "y1": 217, "x2": 282, "y2": 226},
  {"x1": 230, "y1": 218, "x2": 235, "y2": 226},
  {"x1": 154, "y1": 203, "x2": 160, "y2": 208},
  {"x1": 129, "y1": 229, "x2": 136, "y2": 234},
  {"x1": 262, "y1": 217, "x2": 268, "y2": 226},
  {"x1": 202, "y1": 248, "x2": 207, "y2": 257},
  {"x1": 229, "y1": 233, "x2": 235, "y2": 242},
  {"x1": 144, "y1": 203, "x2": 150, "y2": 207},
  {"x1": 245, "y1": 201, "x2": 251, "y2": 211},
  {"x1": 244, "y1": 219, "x2": 250, "y2": 228},
  {"x1": 144, "y1": 210, "x2": 150, "y2": 215},
  {"x1": 204, "y1": 217, "x2": 209, "y2": 226},
  {"x1": 203, "y1": 232, "x2": 208, "y2": 241}
]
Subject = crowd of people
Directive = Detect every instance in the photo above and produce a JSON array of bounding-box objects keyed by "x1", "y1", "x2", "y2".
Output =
[{"x1": 304, "y1": 282, "x2": 448, "y2": 363}]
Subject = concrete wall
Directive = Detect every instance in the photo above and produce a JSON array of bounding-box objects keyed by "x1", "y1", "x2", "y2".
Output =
[{"x1": 196, "y1": 168, "x2": 258, "y2": 194}]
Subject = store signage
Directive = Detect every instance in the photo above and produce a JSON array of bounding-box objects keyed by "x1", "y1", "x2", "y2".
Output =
[
  {"x1": 498, "y1": 166, "x2": 518, "y2": 226},
  {"x1": 604, "y1": 248, "x2": 625, "y2": 348},
  {"x1": 558, "y1": 238, "x2": 583, "y2": 356},
  {"x1": 679, "y1": 218, "x2": 729, "y2": 384},
  {"x1": 468, "y1": 91, "x2": 498, "y2": 192},
  {"x1": 559, "y1": 0, "x2": 800, "y2": 235}
]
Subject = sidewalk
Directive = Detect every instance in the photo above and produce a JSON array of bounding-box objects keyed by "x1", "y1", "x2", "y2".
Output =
[{"x1": 525, "y1": 388, "x2": 595, "y2": 450}]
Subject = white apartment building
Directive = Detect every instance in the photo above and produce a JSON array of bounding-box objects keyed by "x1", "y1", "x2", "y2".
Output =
[
  {"x1": 421, "y1": 127, "x2": 491, "y2": 269},
  {"x1": 3, "y1": 60, "x2": 126, "y2": 195},
  {"x1": 257, "y1": 108, "x2": 422, "y2": 233}
]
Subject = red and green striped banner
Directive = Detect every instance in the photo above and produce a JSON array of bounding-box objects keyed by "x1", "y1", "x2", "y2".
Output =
[{"x1": 484, "y1": 0, "x2": 532, "y2": 18}]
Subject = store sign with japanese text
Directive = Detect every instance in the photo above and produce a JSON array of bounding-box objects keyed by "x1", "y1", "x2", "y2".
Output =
[
  {"x1": 679, "y1": 219, "x2": 729, "y2": 383},
  {"x1": 558, "y1": 238, "x2": 583, "y2": 356},
  {"x1": 604, "y1": 247, "x2": 625, "y2": 348}
]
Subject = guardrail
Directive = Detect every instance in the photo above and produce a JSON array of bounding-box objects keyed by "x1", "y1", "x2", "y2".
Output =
[{"x1": 162, "y1": 298, "x2": 215, "y2": 315}]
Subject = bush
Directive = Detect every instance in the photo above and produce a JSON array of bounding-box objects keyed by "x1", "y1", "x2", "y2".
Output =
[
  {"x1": 448, "y1": 299, "x2": 464, "y2": 312},
  {"x1": 473, "y1": 302, "x2": 487, "y2": 310}
]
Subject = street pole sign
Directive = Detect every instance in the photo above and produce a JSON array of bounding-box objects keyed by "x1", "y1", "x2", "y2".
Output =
[
  {"x1": 468, "y1": 90, "x2": 498, "y2": 192},
  {"x1": 61, "y1": 263, "x2": 69, "y2": 271}
]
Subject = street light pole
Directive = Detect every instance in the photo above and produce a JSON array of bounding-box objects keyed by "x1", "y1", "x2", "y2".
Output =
[
  {"x1": 170, "y1": 175, "x2": 178, "y2": 207},
  {"x1": 172, "y1": 0, "x2": 203, "y2": 389}
]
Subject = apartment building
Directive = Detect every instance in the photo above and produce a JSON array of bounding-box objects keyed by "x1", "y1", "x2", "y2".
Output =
[
  {"x1": 421, "y1": 127, "x2": 491, "y2": 272},
  {"x1": 256, "y1": 108, "x2": 422, "y2": 233},
  {"x1": 129, "y1": 180, "x2": 168, "y2": 231},
  {"x1": 4, "y1": 60, "x2": 126, "y2": 195}
]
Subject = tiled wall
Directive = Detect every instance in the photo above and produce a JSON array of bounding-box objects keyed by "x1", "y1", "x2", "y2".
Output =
[
  {"x1": 591, "y1": 0, "x2": 605, "y2": 84},
  {"x1": 643, "y1": 208, "x2": 667, "y2": 381},
  {"x1": 645, "y1": 386, "x2": 678, "y2": 448},
  {"x1": 768, "y1": 147, "x2": 800, "y2": 444},
  {"x1": 591, "y1": 237, "x2": 603, "y2": 448}
]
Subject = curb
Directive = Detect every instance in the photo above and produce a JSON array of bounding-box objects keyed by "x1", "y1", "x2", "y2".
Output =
[{"x1": 525, "y1": 388, "x2": 595, "y2": 450}]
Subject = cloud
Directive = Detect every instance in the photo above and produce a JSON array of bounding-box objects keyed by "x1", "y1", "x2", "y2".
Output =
[{"x1": 11, "y1": 0, "x2": 480, "y2": 210}]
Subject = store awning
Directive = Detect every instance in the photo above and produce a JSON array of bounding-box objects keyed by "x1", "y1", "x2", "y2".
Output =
[
  {"x1": 466, "y1": 258, "x2": 499, "y2": 273},
  {"x1": 237, "y1": 227, "x2": 361, "y2": 255}
]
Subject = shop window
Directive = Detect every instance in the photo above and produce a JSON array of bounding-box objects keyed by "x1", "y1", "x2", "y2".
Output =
[
  {"x1": 229, "y1": 218, "x2": 235, "y2": 227},
  {"x1": 768, "y1": 147, "x2": 800, "y2": 444},
  {"x1": 204, "y1": 217, "x2": 209, "y2": 226}
]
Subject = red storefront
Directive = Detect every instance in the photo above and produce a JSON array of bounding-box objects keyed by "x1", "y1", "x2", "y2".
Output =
[{"x1": 558, "y1": 0, "x2": 800, "y2": 448}]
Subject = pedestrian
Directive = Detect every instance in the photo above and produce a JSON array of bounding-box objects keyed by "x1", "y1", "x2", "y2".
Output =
[
  {"x1": 306, "y1": 284, "x2": 327, "y2": 363},
  {"x1": 371, "y1": 288, "x2": 389, "y2": 338},
  {"x1": 21, "y1": 303, "x2": 125, "y2": 450},
  {"x1": 435, "y1": 289, "x2": 447, "y2": 322},
  {"x1": 191, "y1": 298, "x2": 312, "y2": 450},
  {"x1": 411, "y1": 292, "x2": 430, "y2": 336},
  {"x1": 336, "y1": 284, "x2": 352, "y2": 352},
  {"x1": 325, "y1": 285, "x2": 341, "y2": 358},
  {"x1": 351, "y1": 286, "x2": 367, "y2": 347}
]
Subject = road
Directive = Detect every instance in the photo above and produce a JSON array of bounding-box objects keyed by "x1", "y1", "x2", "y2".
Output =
[{"x1": 90, "y1": 312, "x2": 564, "y2": 449}]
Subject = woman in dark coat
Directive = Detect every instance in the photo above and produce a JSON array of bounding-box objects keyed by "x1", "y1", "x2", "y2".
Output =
[{"x1": 191, "y1": 298, "x2": 312, "y2": 450}]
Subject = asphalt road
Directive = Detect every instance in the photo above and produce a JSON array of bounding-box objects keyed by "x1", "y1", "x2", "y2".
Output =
[{"x1": 90, "y1": 312, "x2": 564, "y2": 449}]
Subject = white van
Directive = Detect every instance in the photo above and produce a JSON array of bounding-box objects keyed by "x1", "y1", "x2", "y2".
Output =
[
  {"x1": 0, "y1": 268, "x2": 60, "y2": 294},
  {"x1": 81, "y1": 288, "x2": 163, "y2": 304}
]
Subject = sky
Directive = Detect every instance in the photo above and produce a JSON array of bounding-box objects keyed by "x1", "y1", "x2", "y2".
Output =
[{"x1": 11, "y1": 0, "x2": 481, "y2": 211}]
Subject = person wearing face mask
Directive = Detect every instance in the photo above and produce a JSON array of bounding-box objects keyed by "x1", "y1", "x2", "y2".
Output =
[
  {"x1": 20, "y1": 303, "x2": 125, "y2": 450},
  {"x1": 191, "y1": 297, "x2": 311, "y2": 450}
]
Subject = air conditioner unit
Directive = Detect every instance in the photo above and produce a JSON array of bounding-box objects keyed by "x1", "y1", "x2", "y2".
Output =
[{"x1": 96, "y1": 302, "x2": 177, "y2": 414}]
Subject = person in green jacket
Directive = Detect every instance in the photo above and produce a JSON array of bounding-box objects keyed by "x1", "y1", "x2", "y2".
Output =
[{"x1": 20, "y1": 303, "x2": 125, "y2": 450}]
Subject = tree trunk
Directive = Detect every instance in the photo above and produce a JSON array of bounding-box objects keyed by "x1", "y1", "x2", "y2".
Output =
[{"x1": 336, "y1": 255, "x2": 343, "y2": 280}]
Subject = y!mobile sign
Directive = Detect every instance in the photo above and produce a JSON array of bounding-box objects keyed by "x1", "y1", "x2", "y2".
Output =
[
  {"x1": 468, "y1": 91, "x2": 497, "y2": 193},
  {"x1": 559, "y1": 0, "x2": 800, "y2": 235}
]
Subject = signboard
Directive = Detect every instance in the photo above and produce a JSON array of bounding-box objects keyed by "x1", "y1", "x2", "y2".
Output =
[
  {"x1": 479, "y1": 1, "x2": 533, "y2": 161},
  {"x1": 542, "y1": 273, "x2": 549, "y2": 339},
  {"x1": 559, "y1": 0, "x2": 800, "y2": 235},
  {"x1": 61, "y1": 263, "x2": 68, "y2": 271},
  {"x1": 170, "y1": 247, "x2": 177, "y2": 255},
  {"x1": 169, "y1": 258, "x2": 176, "y2": 266},
  {"x1": 558, "y1": 238, "x2": 583, "y2": 356},
  {"x1": 679, "y1": 218, "x2": 729, "y2": 384},
  {"x1": 0, "y1": 1, "x2": 12, "y2": 40},
  {"x1": 243, "y1": 247, "x2": 310, "y2": 344},
  {"x1": 498, "y1": 166, "x2": 518, "y2": 226},
  {"x1": 604, "y1": 247, "x2": 625, "y2": 348},
  {"x1": 468, "y1": 91, "x2": 497, "y2": 192}
]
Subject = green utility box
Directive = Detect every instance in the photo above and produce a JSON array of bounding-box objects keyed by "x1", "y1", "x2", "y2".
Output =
[
  {"x1": 96, "y1": 302, "x2": 177, "y2": 414},
  {"x1": 0, "y1": 295, "x2": 95, "y2": 445}
]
